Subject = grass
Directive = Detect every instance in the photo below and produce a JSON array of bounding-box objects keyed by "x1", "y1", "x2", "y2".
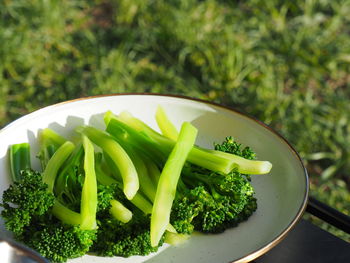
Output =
[{"x1": 0, "y1": 0, "x2": 349, "y2": 240}]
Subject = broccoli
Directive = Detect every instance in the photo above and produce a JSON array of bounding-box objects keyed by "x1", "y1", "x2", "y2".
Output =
[
  {"x1": 104, "y1": 109, "x2": 261, "y2": 236},
  {"x1": 150, "y1": 122, "x2": 197, "y2": 247},
  {"x1": 89, "y1": 156, "x2": 163, "y2": 257},
  {"x1": 181, "y1": 167, "x2": 257, "y2": 233},
  {"x1": 20, "y1": 214, "x2": 96, "y2": 263},
  {"x1": 1, "y1": 169, "x2": 55, "y2": 236},
  {"x1": 214, "y1": 136, "x2": 256, "y2": 160},
  {"x1": 169, "y1": 137, "x2": 258, "y2": 234},
  {"x1": 105, "y1": 110, "x2": 272, "y2": 175},
  {"x1": 92, "y1": 207, "x2": 163, "y2": 257},
  {"x1": 1, "y1": 138, "x2": 97, "y2": 262},
  {"x1": 1, "y1": 108, "x2": 271, "y2": 262},
  {"x1": 92, "y1": 171, "x2": 163, "y2": 256}
]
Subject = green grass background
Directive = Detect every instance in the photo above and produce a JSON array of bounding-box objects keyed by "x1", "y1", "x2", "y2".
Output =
[{"x1": 1, "y1": 0, "x2": 349, "y2": 240}]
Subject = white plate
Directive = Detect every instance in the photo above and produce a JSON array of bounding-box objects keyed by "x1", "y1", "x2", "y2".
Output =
[{"x1": 0, "y1": 94, "x2": 309, "y2": 263}]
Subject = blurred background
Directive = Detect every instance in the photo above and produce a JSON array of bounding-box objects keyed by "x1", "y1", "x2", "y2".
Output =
[{"x1": 0, "y1": 0, "x2": 349, "y2": 241}]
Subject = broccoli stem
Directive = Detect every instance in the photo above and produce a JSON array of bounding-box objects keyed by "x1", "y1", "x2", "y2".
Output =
[
  {"x1": 52, "y1": 200, "x2": 82, "y2": 225},
  {"x1": 78, "y1": 126, "x2": 139, "y2": 200},
  {"x1": 80, "y1": 135, "x2": 98, "y2": 230},
  {"x1": 164, "y1": 231, "x2": 190, "y2": 246},
  {"x1": 129, "y1": 193, "x2": 153, "y2": 215},
  {"x1": 106, "y1": 113, "x2": 237, "y2": 173},
  {"x1": 42, "y1": 141, "x2": 75, "y2": 193},
  {"x1": 155, "y1": 105, "x2": 179, "y2": 141},
  {"x1": 54, "y1": 144, "x2": 84, "y2": 203},
  {"x1": 144, "y1": 156, "x2": 161, "y2": 187},
  {"x1": 109, "y1": 199, "x2": 133, "y2": 223},
  {"x1": 95, "y1": 157, "x2": 154, "y2": 215},
  {"x1": 40, "y1": 128, "x2": 66, "y2": 146},
  {"x1": 95, "y1": 153, "x2": 119, "y2": 186},
  {"x1": 9, "y1": 143, "x2": 31, "y2": 182},
  {"x1": 105, "y1": 131, "x2": 157, "y2": 203},
  {"x1": 208, "y1": 150, "x2": 272, "y2": 174},
  {"x1": 104, "y1": 111, "x2": 167, "y2": 165},
  {"x1": 116, "y1": 111, "x2": 272, "y2": 175},
  {"x1": 150, "y1": 122, "x2": 198, "y2": 247},
  {"x1": 127, "y1": 149, "x2": 156, "y2": 203},
  {"x1": 102, "y1": 151, "x2": 123, "y2": 182},
  {"x1": 37, "y1": 128, "x2": 66, "y2": 170}
]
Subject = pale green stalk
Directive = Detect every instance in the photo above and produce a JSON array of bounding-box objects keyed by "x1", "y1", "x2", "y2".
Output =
[
  {"x1": 155, "y1": 105, "x2": 179, "y2": 140},
  {"x1": 150, "y1": 122, "x2": 198, "y2": 247},
  {"x1": 109, "y1": 199, "x2": 133, "y2": 223},
  {"x1": 42, "y1": 141, "x2": 75, "y2": 193},
  {"x1": 78, "y1": 126, "x2": 139, "y2": 200},
  {"x1": 80, "y1": 135, "x2": 98, "y2": 230}
]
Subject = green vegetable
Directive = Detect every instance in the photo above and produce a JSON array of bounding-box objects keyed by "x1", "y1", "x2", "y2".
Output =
[
  {"x1": 1, "y1": 143, "x2": 96, "y2": 262},
  {"x1": 155, "y1": 105, "x2": 179, "y2": 141},
  {"x1": 92, "y1": 167, "x2": 163, "y2": 257},
  {"x1": 94, "y1": 153, "x2": 152, "y2": 216},
  {"x1": 152, "y1": 108, "x2": 259, "y2": 234},
  {"x1": 42, "y1": 141, "x2": 75, "y2": 193},
  {"x1": 109, "y1": 199, "x2": 133, "y2": 223},
  {"x1": 151, "y1": 122, "x2": 198, "y2": 247},
  {"x1": 37, "y1": 128, "x2": 66, "y2": 170},
  {"x1": 106, "y1": 111, "x2": 272, "y2": 174},
  {"x1": 80, "y1": 135, "x2": 98, "y2": 230},
  {"x1": 9, "y1": 143, "x2": 31, "y2": 182},
  {"x1": 1, "y1": 108, "x2": 272, "y2": 262},
  {"x1": 78, "y1": 126, "x2": 139, "y2": 200}
]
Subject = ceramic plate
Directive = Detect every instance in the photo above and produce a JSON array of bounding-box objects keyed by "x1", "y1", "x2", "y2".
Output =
[{"x1": 0, "y1": 94, "x2": 309, "y2": 263}]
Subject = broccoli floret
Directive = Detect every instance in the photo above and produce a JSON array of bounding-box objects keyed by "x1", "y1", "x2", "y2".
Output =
[
  {"x1": 93, "y1": 179, "x2": 160, "y2": 257},
  {"x1": 192, "y1": 171, "x2": 256, "y2": 233},
  {"x1": 171, "y1": 171, "x2": 255, "y2": 234},
  {"x1": 1, "y1": 169, "x2": 96, "y2": 263},
  {"x1": 170, "y1": 185, "x2": 207, "y2": 235},
  {"x1": 1, "y1": 141, "x2": 98, "y2": 262},
  {"x1": 170, "y1": 137, "x2": 258, "y2": 234},
  {"x1": 214, "y1": 136, "x2": 256, "y2": 160},
  {"x1": 92, "y1": 210, "x2": 163, "y2": 257},
  {"x1": 23, "y1": 218, "x2": 96, "y2": 263},
  {"x1": 1, "y1": 169, "x2": 55, "y2": 236}
]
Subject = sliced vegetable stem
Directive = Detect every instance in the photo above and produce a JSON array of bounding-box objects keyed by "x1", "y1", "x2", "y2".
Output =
[
  {"x1": 150, "y1": 122, "x2": 198, "y2": 247},
  {"x1": 9, "y1": 143, "x2": 31, "y2": 182},
  {"x1": 155, "y1": 105, "x2": 179, "y2": 140},
  {"x1": 79, "y1": 126, "x2": 139, "y2": 200},
  {"x1": 80, "y1": 135, "x2": 98, "y2": 230},
  {"x1": 109, "y1": 199, "x2": 133, "y2": 223},
  {"x1": 42, "y1": 141, "x2": 75, "y2": 193}
]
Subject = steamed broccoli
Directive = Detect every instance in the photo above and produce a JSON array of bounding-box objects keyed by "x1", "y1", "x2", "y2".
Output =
[
  {"x1": 20, "y1": 213, "x2": 96, "y2": 263},
  {"x1": 92, "y1": 209, "x2": 163, "y2": 257},
  {"x1": 1, "y1": 169, "x2": 55, "y2": 236},
  {"x1": 1, "y1": 108, "x2": 271, "y2": 262},
  {"x1": 92, "y1": 177, "x2": 163, "y2": 256},
  {"x1": 1, "y1": 137, "x2": 97, "y2": 262},
  {"x1": 170, "y1": 137, "x2": 258, "y2": 234},
  {"x1": 104, "y1": 110, "x2": 262, "y2": 237}
]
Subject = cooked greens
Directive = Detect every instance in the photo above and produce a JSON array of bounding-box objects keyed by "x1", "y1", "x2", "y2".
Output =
[{"x1": 0, "y1": 107, "x2": 272, "y2": 262}]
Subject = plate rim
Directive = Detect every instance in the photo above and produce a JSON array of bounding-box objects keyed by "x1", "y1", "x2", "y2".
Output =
[{"x1": 0, "y1": 92, "x2": 309, "y2": 263}]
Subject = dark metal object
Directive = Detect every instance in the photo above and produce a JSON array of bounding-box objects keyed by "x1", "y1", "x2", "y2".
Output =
[
  {"x1": 0, "y1": 238, "x2": 49, "y2": 263},
  {"x1": 253, "y1": 219, "x2": 350, "y2": 263},
  {"x1": 252, "y1": 196, "x2": 350, "y2": 263},
  {"x1": 306, "y1": 196, "x2": 350, "y2": 234}
]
